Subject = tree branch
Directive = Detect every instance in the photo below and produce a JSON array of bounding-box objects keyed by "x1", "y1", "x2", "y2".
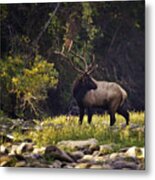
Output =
[{"x1": 33, "y1": 3, "x2": 60, "y2": 47}]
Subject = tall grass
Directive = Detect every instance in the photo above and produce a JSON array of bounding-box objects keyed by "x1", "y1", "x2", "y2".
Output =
[{"x1": 13, "y1": 112, "x2": 144, "y2": 149}]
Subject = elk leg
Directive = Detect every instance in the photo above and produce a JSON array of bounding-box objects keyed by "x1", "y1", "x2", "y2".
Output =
[
  {"x1": 79, "y1": 107, "x2": 84, "y2": 125},
  {"x1": 117, "y1": 107, "x2": 129, "y2": 125},
  {"x1": 109, "y1": 112, "x2": 116, "y2": 126},
  {"x1": 87, "y1": 108, "x2": 93, "y2": 124}
]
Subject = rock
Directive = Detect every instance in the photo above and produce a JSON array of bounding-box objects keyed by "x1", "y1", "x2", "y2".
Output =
[
  {"x1": 125, "y1": 146, "x2": 145, "y2": 159},
  {"x1": 33, "y1": 147, "x2": 45, "y2": 154},
  {"x1": 28, "y1": 161, "x2": 49, "y2": 168},
  {"x1": 0, "y1": 145, "x2": 9, "y2": 154},
  {"x1": 92, "y1": 150, "x2": 99, "y2": 156},
  {"x1": 75, "y1": 163, "x2": 91, "y2": 169},
  {"x1": 102, "y1": 163, "x2": 112, "y2": 169},
  {"x1": 16, "y1": 142, "x2": 34, "y2": 154},
  {"x1": 112, "y1": 160, "x2": 138, "y2": 170},
  {"x1": 9, "y1": 145, "x2": 18, "y2": 155},
  {"x1": 80, "y1": 155, "x2": 94, "y2": 162},
  {"x1": 51, "y1": 160, "x2": 62, "y2": 168},
  {"x1": 109, "y1": 153, "x2": 119, "y2": 160},
  {"x1": 89, "y1": 143, "x2": 100, "y2": 154},
  {"x1": 99, "y1": 144, "x2": 115, "y2": 155},
  {"x1": 15, "y1": 161, "x2": 27, "y2": 167},
  {"x1": 0, "y1": 155, "x2": 13, "y2": 166},
  {"x1": 69, "y1": 151, "x2": 84, "y2": 161},
  {"x1": 80, "y1": 154, "x2": 108, "y2": 163},
  {"x1": 95, "y1": 156, "x2": 108, "y2": 163},
  {"x1": 44, "y1": 145, "x2": 74, "y2": 162},
  {"x1": 90, "y1": 164, "x2": 103, "y2": 169},
  {"x1": 9, "y1": 142, "x2": 34, "y2": 155},
  {"x1": 57, "y1": 138, "x2": 98, "y2": 152},
  {"x1": 63, "y1": 164, "x2": 74, "y2": 169}
]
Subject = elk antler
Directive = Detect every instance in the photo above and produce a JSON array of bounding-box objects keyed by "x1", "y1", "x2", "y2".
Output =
[
  {"x1": 54, "y1": 50, "x2": 84, "y2": 74},
  {"x1": 87, "y1": 54, "x2": 98, "y2": 74},
  {"x1": 70, "y1": 50, "x2": 88, "y2": 72},
  {"x1": 54, "y1": 50, "x2": 97, "y2": 75}
]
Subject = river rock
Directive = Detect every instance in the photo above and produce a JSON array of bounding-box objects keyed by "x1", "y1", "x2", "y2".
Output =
[
  {"x1": 57, "y1": 138, "x2": 99, "y2": 152},
  {"x1": 28, "y1": 160, "x2": 49, "y2": 168},
  {"x1": 15, "y1": 161, "x2": 27, "y2": 167},
  {"x1": 51, "y1": 160, "x2": 62, "y2": 168},
  {"x1": 125, "y1": 146, "x2": 145, "y2": 159},
  {"x1": 80, "y1": 155, "x2": 94, "y2": 162},
  {"x1": 9, "y1": 145, "x2": 19, "y2": 155},
  {"x1": 80, "y1": 154, "x2": 108, "y2": 163},
  {"x1": 109, "y1": 152, "x2": 119, "y2": 160},
  {"x1": 75, "y1": 163, "x2": 91, "y2": 169},
  {"x1": 16, "y1": 142, "x2": 34, "y2": 154},
  {"x1": 0, "y1": 155, "x2": 13, "y2": 166},
  {"x1": 69, "y1": 151, "x2": 84, "y2": 161},
  {"x1": 33, "y1": 146, "x2": 45, "y2": 155},
  {"x1": 99, "y1": 144, "x2": 115, "y2": 155},
  {"x1": 0, "y1": 145, "x2": 9, "y2": 154},
  {"x1": 89, "y1": 164, "x2": 103, "y2": 169},
  {"x1": 44, "y1": 145, "x2": 74, "y2": 162},
  {"x1": 112, "y1": 160, "x2": 138, "y2": 170}
]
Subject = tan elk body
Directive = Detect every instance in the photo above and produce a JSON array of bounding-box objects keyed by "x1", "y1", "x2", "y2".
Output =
[{"x1": 55, "y1": 50, "x2": 129, "y2": 126}]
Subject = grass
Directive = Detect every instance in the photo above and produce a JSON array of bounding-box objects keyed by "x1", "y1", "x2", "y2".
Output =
[{"x1": 11, "y1": 112, "x2": 145, "y2": 149}]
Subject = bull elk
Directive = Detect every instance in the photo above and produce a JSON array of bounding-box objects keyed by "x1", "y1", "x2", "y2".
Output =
[{"x1": 55, "y1": 50, "x2": 129, "y2": 126}]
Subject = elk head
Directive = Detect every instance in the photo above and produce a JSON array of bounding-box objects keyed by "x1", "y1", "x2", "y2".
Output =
[{"x1": 54, "y1": 49, "x2": 98, "y2": 101}]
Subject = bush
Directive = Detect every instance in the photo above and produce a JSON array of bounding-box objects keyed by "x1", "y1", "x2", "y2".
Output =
[{"x1": 0, "y1": 55, "x2": 58, "y2": 118}]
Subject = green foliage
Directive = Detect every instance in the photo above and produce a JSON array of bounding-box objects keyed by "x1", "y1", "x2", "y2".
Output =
[
  {"x1": 0, "y1": 4, "x2": 8, "y2": 21},
  {"x1": 82, "y1": 2, "x2": 99, "y2": 42},
  {"x1": 12, "y1": 112, "x2": 144, "y2": 149},
  {"x1": 0, "y1": 55, "x2": 58, "y2": 117}
]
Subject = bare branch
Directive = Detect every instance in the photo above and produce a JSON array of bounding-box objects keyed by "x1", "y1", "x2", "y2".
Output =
[
  {"x1": 107, "y1": 24, "x2": 121, "y2": 53},
  {"x1": 33, "y1": 3, "x2": 60, "y2": 47}
]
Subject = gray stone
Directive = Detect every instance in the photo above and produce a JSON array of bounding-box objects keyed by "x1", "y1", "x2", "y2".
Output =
[
  {"x1": 109, "y1": 153, "x2": 119, "y2": 160},
  {"x1": 90, "y1": 164, "x2": 103, "y2": 169},
  {"x1": 99, "y1": 144, "x2": 114, "y2": 155},
  {"x1": 9, "y1": 145, "x2": 19, "y2": 155},
  {"x1": 33, "y1": 146, "x2": 45, "y2": 155},
  {"x1": 0, "y1": 145, "x2": 9, "y2": 154},
  {"x1": 16, "y1": 142, "x2": 34, "y2": 154},
  {"x1": 44, "y1": 145, "x2": 74, "y2": 162},
  {"x1": 69, "y1": 151, "x2": 84, "y2": 161},
  {"x1": 63, "y1": 164, "x2": 74, "y2": 169},
  {"x1": 112, "y1": 160, "x2": 138, "y2": 169},
  {"x1": 125, "y1": 146, "x2": 145, "y2": 159},
  {"x1": 51, "y1": 160, "x2": 62, "y2": 168},
  {"x1": 57, "y1": 138, "x2": 98, "y2": 151},
  {"x1": 80, "y1": 155, "x2": 94, "y2": 162},
  {"x1": 75, "y1": 163, "x2": 91, "y2": 169},
  {"x1": 15, "y1": 161, "x2": 27, "y2": 167},
  {"x1": 0, "y1": 155, "x2": 13, "y2": 166}
]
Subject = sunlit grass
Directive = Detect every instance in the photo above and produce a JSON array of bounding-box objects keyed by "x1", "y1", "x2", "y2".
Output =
[{"x1": 12, "y1": 112, "x2": 144, "y2": 149}]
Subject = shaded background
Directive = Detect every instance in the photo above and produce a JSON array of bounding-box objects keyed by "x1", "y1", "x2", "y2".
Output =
[{"x1": 0, "y1": 1, "x2": 145, "y2": 118}]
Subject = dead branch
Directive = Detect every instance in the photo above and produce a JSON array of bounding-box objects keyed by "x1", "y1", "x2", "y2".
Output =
[{"x1": 33, "y1": 3, "x2": 60, "y2": 48}]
